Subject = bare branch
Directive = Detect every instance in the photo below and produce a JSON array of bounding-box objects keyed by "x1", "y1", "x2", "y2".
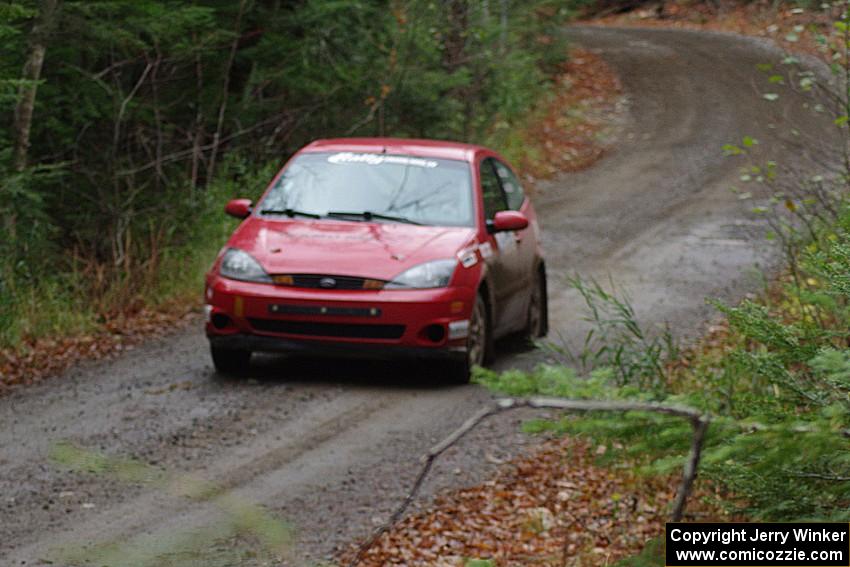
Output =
[
  {"x1": 524, "y1": 396, "x2": 703, "y2": 420},
  {"x1": 345, "y1": 396, "x2": 710, "y2": 567},
  {"x1": 112, "y1": 62, "x2": 153, "y2": 151},
  {"x1": 206, "y1": 0, "x2": 248, "y2": 187},
  {"x1": 115, "y1": 114, "x2": 288, "y2": 177},
  {"x1": 783, "y1": 470, "x2": 850, "y2": 482},
  {"x1": 671, "y1": 415, "x2": 710, "y2": 522}
]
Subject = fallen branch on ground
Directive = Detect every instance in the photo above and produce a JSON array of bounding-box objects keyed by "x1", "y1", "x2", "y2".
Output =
[{"x1": 345, "y1": 396, "x2": 711, "y2": 567}]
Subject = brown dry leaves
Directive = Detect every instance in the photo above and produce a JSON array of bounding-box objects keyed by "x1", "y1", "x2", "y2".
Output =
[
  {"x1": 518, "y1": 48, "x2": 625, "y2": 185},
  {"x1": 0, "y1": 305, "x2": 198, "y2": 393},
  {"x1": 590, "y1": 0, "x2": 842, "y2": 63},
  {"x1": 343, "y1": 436, "x2": 720, "y2": 567}
]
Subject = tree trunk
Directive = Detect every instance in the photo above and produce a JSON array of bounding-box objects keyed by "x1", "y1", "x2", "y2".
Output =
[
  {"x1": 190, "y1": 32, "x2": 205, "y2": 189},
  {"x1": 442, "y1": 0, "x2": 467, "y2": 72},
  {"x1": 13, "y1": 0, "x2": 60, "y2": 173},
  {"x1": 207, "y1": 0, "x2": 248, "y2": 188},
  {"x1": 499, "y1": 0, "x2": 508, "y2": 53},
  {"x1": 442, "y1": 0, "x2": 472, "y2": 139}
]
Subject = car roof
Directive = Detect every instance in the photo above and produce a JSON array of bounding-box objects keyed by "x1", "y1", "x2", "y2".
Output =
[{"x1": 301, "y1": 137, "x2": 486, "y2": 162}]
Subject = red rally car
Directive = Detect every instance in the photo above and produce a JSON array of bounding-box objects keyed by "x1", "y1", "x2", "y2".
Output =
[{"x1": 205, "y1": 138, "x2": 548, "y2": 382}]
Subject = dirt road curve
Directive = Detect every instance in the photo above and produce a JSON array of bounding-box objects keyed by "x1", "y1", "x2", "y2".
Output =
[{"x1": 0, "y1": 28, "x2": 834, "y2": 565}]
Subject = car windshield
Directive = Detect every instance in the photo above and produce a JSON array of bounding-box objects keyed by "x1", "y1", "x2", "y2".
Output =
[{"x1": 259, "y1": 152, "x2": 474, "y2": 227}]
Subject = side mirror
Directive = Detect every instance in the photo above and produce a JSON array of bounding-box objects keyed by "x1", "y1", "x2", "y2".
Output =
[
  {"x1": 489, "y1": 210, "x2": 529, "y2": 233},
  {"x1": 225, "y1": 199, "x2": 252, "y2": 219}
]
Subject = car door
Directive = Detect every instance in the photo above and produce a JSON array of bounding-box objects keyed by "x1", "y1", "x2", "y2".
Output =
[
  {"x1": 492, "y1": 158, "x2": 537, "y2": 327},
  {"x1": 479, "y1": 157, "x2": 525, "y2": 334}
]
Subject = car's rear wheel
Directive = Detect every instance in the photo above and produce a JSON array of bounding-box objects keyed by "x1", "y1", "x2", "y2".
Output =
[
  {"x1": 446, "y1": 293, "x2": 491, "y2": 384},
  {"x1": 210, "y1": 345, "x2": 251, "y2": 375}
]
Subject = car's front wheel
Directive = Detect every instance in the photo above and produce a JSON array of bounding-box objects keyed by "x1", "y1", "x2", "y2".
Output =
[
  {"x1": 210, "y1": 345, "x2": 251, "y2": 375},
  {"x1": 522, "y1": 268, "x2": 548, "y2": 340},
  {"x1": 446, "y1": 293, "x2": 491, "y2": 384}
]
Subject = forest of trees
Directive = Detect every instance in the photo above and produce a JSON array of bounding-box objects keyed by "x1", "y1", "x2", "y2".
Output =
[{"x1": 0, "y1": 0, "x2": 574, "y2": 348}]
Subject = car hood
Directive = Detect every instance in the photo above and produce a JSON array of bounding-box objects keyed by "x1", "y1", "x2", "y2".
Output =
[{"x1": 228, "y1": 218, "x2": 475, "y2": 280}]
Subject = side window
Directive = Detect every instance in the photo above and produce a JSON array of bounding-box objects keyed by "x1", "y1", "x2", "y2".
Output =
[
  {"x1": 493, "y1": 160, "x2": 525, "y2": 210},
  {"x1": 480, "y1": 158, "x2": 507, "y2": 219}
]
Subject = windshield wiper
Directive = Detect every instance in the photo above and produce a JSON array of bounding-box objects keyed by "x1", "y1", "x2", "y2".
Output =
[
  {"x1": 259, "y1": 208, "x2": 322, "y2": 219},
  {"x1": 326, "y1": 210, "x2": 422, "y2": 225}
]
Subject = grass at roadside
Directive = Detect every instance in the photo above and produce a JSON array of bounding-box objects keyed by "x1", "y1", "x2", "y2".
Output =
[
  {"x1": 497, "y1": 48, "x2": 623, "y2": 184},
  {"x1": 0, "y1": 162, "x2": 265, "y2": 389}
]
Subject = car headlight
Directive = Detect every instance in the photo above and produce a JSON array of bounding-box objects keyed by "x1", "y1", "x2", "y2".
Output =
[
  {"x1": 385, "y1": 259, "x2": 457, "y2": 289},
  {"x1": 219, "y1": 248, "x2": 272, "y2": 283}
]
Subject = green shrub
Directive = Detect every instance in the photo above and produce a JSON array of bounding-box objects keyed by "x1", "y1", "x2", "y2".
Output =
[{"x1": 479, "y1": 258, "x2": 850, "y2": 521}]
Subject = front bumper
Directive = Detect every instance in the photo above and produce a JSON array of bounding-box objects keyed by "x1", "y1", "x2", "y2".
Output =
[
  {"x1": 204, "y1": 275, "x2": 475, "y2": 359},
  {"x1": 208, "y1": 334, "x2": 466, "y2": 361}
]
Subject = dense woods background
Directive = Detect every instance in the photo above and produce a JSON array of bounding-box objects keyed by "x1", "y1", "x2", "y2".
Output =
[{"x1": 0, "y1": 0, "x2": 574, "y2": 348}]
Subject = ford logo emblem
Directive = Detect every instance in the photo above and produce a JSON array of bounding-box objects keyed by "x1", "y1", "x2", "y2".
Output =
[{"x1": 318, "y1": 277, "x2": 337, "y2": 289}]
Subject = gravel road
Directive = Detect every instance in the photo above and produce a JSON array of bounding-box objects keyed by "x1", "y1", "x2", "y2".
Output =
[{"x1": 0, "y1": 27, "x2": 837, "y2": 566}]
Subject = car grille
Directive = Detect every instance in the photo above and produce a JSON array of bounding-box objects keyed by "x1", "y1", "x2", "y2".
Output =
[
  {"x1": 269, "y1": 304, "x2": 380, "y2": 318},
  {"x1": 249, "y1": 318, "x2": 405, "y2": 340},
  {"x1": 285, "y1": 274, "x2": 370, "y2": 290}
]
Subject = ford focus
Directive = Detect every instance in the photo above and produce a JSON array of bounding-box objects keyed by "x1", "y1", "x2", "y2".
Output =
[{"x1": 205, "y1": 138, "x2": 547, "y2": 382}]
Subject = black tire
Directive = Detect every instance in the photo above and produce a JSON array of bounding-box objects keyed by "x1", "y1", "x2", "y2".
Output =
[
  {"x1": 446, "y1": 292, "x2": 493, "y2": 384},
  {"x1": 522, "y1": 267, "x2": 548, "y2": 340},
  {"x1": 210, "y1": 345, "x2": 251, "y2": 375},
  {"x1": 443, "y1": 358, "x2": 472, "y2": 385}
]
